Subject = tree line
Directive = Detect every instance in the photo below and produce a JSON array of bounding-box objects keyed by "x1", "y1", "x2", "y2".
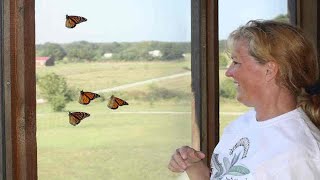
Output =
[
  {"x1": 36, "y1": 41, "x2": 191, "y2": 62},
  {"x1": 36, "y1": 40, "x2": 233, "y2": 62}
]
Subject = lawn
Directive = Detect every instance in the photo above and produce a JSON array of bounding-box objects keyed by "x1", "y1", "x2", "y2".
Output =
[
  {"x1": 37, "y1": 100, "x2": 191, "y2": 180},
  {"x1": 36, "y1": 60, "x2": 248, "y2": 180}
]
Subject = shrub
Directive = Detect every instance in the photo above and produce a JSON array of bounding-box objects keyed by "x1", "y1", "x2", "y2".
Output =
[
  {"x1": 220, "y1": 78, "x2": 237, "y2": 99},
  {"x1": 38, "y1": 73, "x2": 73, "y2": 111}
]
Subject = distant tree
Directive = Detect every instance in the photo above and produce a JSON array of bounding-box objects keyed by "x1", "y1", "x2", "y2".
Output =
[
  {"x1": 160, "y1": 43, "x2": 184, "y2": 60},
  {"x1": 115, "y1": 48, "x2": 143, "y2": 60},
  {"x1": 97, "y1": 42, "x2": 123, "y2": 55},
  {"x1": 273, "y1": 14, "x2": 289, "y2": 23},
  {"x1": 64, "y1": 41, "x2": 97, "y2": 61},
  {"x1": 219, "y1": 53, "x2": 229, "y2": 68},
  {"x1": 219, "y1": 40, "x2": 228, "y2": 52},
  {"x1": 110, "y1": 42, "x2": 123, "y2": 53},
  {"x1": 37, "y1": 43, "x2": 66, "y2": 61}
]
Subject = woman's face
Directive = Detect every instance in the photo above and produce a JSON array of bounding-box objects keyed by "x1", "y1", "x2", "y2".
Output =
[{"x1": 225, "y1": 39, "x2": 268, "y2": 107}]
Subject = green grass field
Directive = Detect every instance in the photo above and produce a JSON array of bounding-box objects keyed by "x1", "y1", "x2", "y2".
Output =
[
  {"x1": 36, "y1": 60, "x2": 248, "y2": 180},
  {"x1": 37, "y1": 101, "x2": 191, "y2": 180}
]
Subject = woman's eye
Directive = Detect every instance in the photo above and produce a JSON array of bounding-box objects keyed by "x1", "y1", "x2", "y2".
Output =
[{"x1": 232, "y1": 61, "x2": 240, "y2": 65}]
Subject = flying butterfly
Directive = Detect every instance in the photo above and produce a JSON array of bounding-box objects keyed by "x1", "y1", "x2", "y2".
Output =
[
  {"x1": 68, "y1": 111, "x2": 90, "y2": 126},
  {"x1": 79, "y1": 90, "x2": 101, "y2": 105},
  {"x1": 107, "y1": 95, "x2": 129, "y2": 110},
  {"x1": 65, "y1": 14, "x2": 87, "y2": 28}
]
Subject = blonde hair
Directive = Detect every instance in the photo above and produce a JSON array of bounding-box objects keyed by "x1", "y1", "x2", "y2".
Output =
[{"x1": 228, "y1": 20, "x2": 320, "y2": 128}]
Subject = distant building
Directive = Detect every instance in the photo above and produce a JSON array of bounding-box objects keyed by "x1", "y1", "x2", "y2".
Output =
[
  {"x1": 103, "y1": 53, "x2": 113, "y2": 59},
  {"x1": 148, "y1": 50, "x2": 162, "y2": 57},
  {"x1": 36, "y1": 56, "x2": 55, "y2": 66}
]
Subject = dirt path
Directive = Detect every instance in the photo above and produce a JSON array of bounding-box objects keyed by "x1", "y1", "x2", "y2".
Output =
[{"x1": 93, "y1": 72, "x2": 191, "y2": 93}]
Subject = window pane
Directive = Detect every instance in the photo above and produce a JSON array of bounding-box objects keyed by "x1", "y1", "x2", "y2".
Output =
[
  {"x1": 36, "y1": 1, "x2": 191, "y2": 179},
  {"x1": 219, "y1": 0, "x2": 289, "y2": 135}
]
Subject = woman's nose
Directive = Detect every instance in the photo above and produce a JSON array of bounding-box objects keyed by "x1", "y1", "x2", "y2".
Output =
[{"x1": 225, "y1": 66, "x2": 233, "y2": 77}]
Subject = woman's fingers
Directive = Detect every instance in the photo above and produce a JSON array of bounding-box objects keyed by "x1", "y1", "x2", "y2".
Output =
[
  {"x1": 168, "y1": 146, "x2": 206, "y2": 172},
  {"x1": 182, "y1": 148, "x2": 205, "y2": 165},
  {"x1": 168, "y1": 158, "x2": 185, "y2": 172},
  {"x1": 178, "y1": 146, "x2": 191, "y2": 159},
  {"x1": 168, "y1": 148, "x2": 189, "y2": 172},
  {"x1": 174, "y1": 148, "x2": 188, "y2": 168},
  {"x1": 190, "y1": 150, "x2": 205, "y2": 161}
]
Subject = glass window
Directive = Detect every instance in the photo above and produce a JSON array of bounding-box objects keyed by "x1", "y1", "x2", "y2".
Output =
[
  {"x1": 219, "y1": 0, "x2": 289, "y2": 135},
  {"x1": 36, "y1": 1, "x2": 191, "y2": 179}
]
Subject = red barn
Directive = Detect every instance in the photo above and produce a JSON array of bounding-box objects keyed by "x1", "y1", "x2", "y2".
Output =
[{"x1": 36, "y1": 56, "x2": 55, "y2": 66}]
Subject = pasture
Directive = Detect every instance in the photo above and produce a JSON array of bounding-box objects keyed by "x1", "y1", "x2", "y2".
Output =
[{"x1": 36, "y1": 60, "x2": 248, "y2": 180}]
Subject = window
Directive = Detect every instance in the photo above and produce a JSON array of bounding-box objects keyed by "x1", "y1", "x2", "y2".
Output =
[{"x1": 36, "y1": 1, "x2": 192, "y2": 179}]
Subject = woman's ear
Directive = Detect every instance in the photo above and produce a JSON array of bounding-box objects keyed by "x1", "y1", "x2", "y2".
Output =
[{"x1": 265, "y1": 61, "x2": 278, "y2": 82}]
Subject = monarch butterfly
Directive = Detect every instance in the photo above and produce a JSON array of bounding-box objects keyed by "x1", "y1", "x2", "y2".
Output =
[
  {"x1": 65, "y1": 15, "x2": 87, "y2": 28},
  {"x1": 68, "y1": 111, "x2": 90, "y2": 126},
  {"x1": 107, "y1": 95, "x2": 128, "y2": 110},
  {"x1": 79, "y1": 90, "x2": 101, "y2": 105}
]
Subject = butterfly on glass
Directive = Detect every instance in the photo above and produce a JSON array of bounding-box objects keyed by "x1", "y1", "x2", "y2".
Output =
[
  {"x1": 107, "y1": 95, "x2": 129, "y2": 110},
  {"x1": 79, "y1": 90, "x2": 101, "y2": 105},
  {"x1": 68, "y1": 111, "x2": 90, "y2": 126},
  {"x1": 65, "y1": 15, "x2": 87, "y2": 28}
]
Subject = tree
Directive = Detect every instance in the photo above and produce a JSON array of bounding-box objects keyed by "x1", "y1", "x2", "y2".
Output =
[
  {"x1": 219, "y1": 40, "x2": 228, "y2": 52},
  {"x1": 37, "y1": 43, "x2": 66, "y2": 61},
  {"x1": 64, "y1": 41, "x2": 97, "y2": 61},
  {"x1": 160, "y1": 43, "x2": 184, "y2": 60},
  {"x1": 38, "y1": 73, "x2": 74, "y2": 111},
  {"x1": 273, "y1": 14, "x2": 289, "y2": 23},
  {"x1": 219, "y1": 52, "x2": 230, "y2": 68}
]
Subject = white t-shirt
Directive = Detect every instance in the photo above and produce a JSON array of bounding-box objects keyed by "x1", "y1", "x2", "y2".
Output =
[{"x1": 210, "y1": 107, "x2": 320, "y2": 180}]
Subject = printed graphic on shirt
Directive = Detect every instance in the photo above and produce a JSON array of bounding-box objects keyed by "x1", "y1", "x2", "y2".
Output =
[
  {"x1": 229, "y1": 137, "x2": 250, "y2": 158},
  {"x1": 211, "y1": 137, "x2": 251, "y2": 180}
]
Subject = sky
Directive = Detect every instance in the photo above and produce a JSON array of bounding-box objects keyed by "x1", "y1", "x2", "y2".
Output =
[{"x1": 35, "y1": 0, "x2": 287, "y2": 44}]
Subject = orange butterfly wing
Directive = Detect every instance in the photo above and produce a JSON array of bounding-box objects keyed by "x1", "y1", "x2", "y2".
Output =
[
  {"x1": 79, "y1": 90, "x2": 100, "y2": 105},
  {"x1": 69, "y1": 112, "x2": 90, "y2": 126},
  {"x1": 65, "y1": 15, "x2": 87, "y2": 28},
  {"x1": 107, "y1": 95, "x2": 128, "y2": 110}
]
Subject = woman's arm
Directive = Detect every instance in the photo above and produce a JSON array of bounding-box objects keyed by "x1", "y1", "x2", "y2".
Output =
[{"x1": 186, "y1": 160, "x2": 211, "y2": 180}]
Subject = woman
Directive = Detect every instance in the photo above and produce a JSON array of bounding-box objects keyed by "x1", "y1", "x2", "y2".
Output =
[{"x1": 168, "y1": 20, "x2": 320, "y2": 180}]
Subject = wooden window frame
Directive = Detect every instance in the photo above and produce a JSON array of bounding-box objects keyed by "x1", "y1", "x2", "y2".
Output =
[
  {"x1": 191, "y1": 0, "x2": 219, "y2": 167},
  {"x1": 1, "y1": 0, "x2": 37, "y2": 179},
  {"x1": 0, "y1": 0, "x2": 5, "y2": 178},
  {"x1": 1, "y1": 0, "x2": 317, "y2": 179}
]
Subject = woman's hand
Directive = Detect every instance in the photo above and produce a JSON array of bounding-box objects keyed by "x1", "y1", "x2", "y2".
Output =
[{"x1": 168, "y1": 146, "x2": 206, "y2": 172}]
